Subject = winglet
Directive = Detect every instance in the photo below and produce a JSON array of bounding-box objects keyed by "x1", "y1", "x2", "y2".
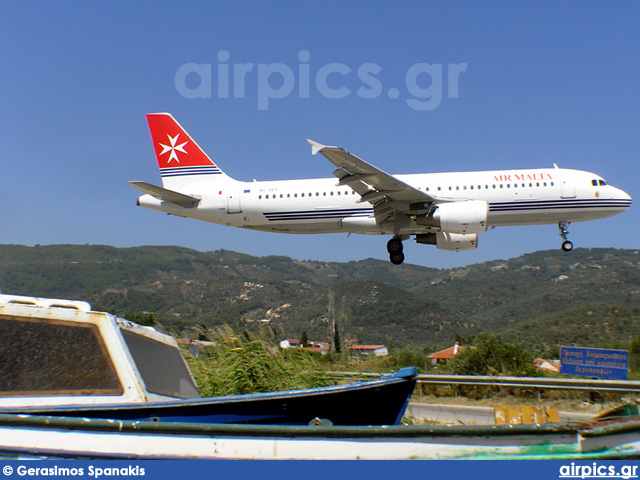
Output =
[{"x1": 306, "y1": 139, "x2": 326, "y2": 156}]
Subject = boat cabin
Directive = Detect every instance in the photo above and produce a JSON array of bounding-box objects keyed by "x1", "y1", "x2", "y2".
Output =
[{"x1": 0, "y1": 294, "x2": 201, "y2": 408}]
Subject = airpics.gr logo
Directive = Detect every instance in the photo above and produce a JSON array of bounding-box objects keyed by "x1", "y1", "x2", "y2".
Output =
[
  {"x1": 559, "y1": 462, "x2": 639, "y2": 479},
  {"x1": 175, "y1": 50, "x2": 467, "y2": 111}
]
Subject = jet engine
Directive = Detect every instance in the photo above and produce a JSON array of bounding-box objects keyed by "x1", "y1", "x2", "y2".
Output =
[
  {"x1": 416, "y1": 200, "x2": 488, "y2": 234},
  {"x1": 415, "y1": 232, "x2": 478, "y2": 251}
]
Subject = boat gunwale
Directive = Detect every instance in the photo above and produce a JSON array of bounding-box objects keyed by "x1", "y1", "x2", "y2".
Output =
[{"x1": 1, "y1": 412, "x2": 625, "y2": 439}]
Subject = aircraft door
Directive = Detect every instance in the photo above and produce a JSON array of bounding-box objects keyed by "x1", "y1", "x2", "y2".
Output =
[
  {"x1": 561, "y1": 181, "x2": 576, "y2": 199},
  {"x1": 227, "y1": 190, "x2": 242, "y2": 214}
]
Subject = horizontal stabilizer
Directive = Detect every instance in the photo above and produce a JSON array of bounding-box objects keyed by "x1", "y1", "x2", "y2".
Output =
[{"x1": 128, "y1": 181, "x2": 200, "y2": 208}]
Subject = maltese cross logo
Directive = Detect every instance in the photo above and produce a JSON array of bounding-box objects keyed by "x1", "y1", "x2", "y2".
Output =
[{"x1": 159, "y1": 133, "x2": 188, "y2": 164}]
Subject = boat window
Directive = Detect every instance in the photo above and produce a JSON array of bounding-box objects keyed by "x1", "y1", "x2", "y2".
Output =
[
  {"x1": 0, "y1": 315, "x2": 123, "y2": 397},
  {"x1": 121, "y1": 330, "x2": 200, "y2": 399}
]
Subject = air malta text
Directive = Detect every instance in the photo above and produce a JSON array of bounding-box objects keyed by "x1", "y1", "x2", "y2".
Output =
[{"x1": 493, "y1": 172, "x2": 554, "y2": 183}]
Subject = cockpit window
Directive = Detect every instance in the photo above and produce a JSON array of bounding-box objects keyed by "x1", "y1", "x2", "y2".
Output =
[
  {"x1": 598, "y1": 180, "x2": 607, "y2": 186},
  {"x1": 591, "y1": 180, "x2": 598, "y2": 186}
]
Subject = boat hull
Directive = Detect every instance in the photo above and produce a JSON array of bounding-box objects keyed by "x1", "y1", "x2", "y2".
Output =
[
  {"x1": 1, "y1": 413, "x2": 639, "y2": 460},
  {"x1": 1, "y1": 368, "x2": 417, "y2": 426}
]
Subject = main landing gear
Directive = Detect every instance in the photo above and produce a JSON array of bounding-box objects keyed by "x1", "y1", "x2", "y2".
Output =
[
  {"x1": 559, "y1": 221, "x2": 573, "y2": 252},
  {"x1": 387, "y1": 236, "x2": 405, "y2": 265}
]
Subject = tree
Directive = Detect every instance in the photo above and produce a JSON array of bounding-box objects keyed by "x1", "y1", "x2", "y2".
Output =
[
  {"x1": 300, "y1": 330, "x2": 309, "y2": 348},
  {"x1": 448, "y1": 333, "x2": 538, "y2": 377}
]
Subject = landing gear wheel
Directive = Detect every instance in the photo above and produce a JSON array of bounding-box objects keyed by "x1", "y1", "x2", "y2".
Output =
[
  {"x1": 562, "y1": 241, "x2": 573, "y2": 252},
  {"x1": 387, "y1": 237, "x2": 403, "y2": 254},
  {"x1": 558, "y1": 221, "x2": 573, "y2": 252},
  {"x1": 390, "y1": 251, "x2": 405, "y2": 265}
]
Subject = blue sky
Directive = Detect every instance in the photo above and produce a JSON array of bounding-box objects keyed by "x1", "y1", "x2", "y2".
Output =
[{"x1": 1, "y1": 2, "x2": 638, "y2": 269}]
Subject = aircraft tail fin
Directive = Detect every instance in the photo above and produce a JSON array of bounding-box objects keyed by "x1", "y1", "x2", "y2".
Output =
[{"x1": 146, "y1": 113, "x2": 233, "y2": 189}]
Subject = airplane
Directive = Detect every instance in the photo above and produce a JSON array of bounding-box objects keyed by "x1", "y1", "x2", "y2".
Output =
[{"x1": 129, "y1": 113, "x2": 632, "y2": 265}]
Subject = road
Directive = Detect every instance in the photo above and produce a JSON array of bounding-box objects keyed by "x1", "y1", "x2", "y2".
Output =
[{"x1": 406, "y1": 403, "x2": 594, "y2": 425}]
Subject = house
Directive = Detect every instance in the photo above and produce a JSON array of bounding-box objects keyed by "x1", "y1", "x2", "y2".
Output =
[
  {"x1": 279, "y1": 339, "x2": 330, "y2": 355},
  {"x1": 534, "y1": 358, "x2": 561, "y2": 374},
  {"x1": 428, "y1": 343, "x2": 465, "y2": 365},
  {"x1": 348, "y1": 345, "x2": 389, "y2": 357}
]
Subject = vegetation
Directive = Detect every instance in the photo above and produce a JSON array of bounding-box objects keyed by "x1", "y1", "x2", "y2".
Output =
[
  {"x1": 447, "y1": 333, "x2": 538, "y2": 377},
  {"x1": 0, "y1": 244, "x2": 638, "y2": 351},
  {"x1": 185, "y1": 326, "x2": 331, "y2": 396}
]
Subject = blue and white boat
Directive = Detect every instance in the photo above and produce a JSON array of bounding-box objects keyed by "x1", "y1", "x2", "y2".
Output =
[{"x1": 0, "y1": 294, "x2": 416, "y2": 426}]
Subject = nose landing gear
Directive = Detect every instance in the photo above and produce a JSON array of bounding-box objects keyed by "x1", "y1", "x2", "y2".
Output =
[
  {"x1": 387, "y1": 236, "x2": 405, "y2": 265},
  {"x1": 559, "y1": 222, "x2": 573, "y2": 252}
]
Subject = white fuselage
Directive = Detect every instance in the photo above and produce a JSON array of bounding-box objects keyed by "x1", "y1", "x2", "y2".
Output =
[{"x1": 138, "y1": 167, "x2": 631, "y2": 236}]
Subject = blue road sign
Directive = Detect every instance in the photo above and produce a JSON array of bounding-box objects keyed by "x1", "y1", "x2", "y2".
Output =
[{"x1": 559, "y1": 346, "x2": 629, "y2": 380}]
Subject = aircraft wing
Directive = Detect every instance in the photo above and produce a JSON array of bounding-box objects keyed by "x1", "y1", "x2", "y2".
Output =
[
  {"x1": 307, "y1": 140, "x2": 441, "y2": 222},
  {"x1": 128, "y1": 181, "x2": 200, "y2": 208}
]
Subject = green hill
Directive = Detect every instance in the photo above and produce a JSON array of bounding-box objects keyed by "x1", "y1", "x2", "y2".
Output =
[{"x1": 0, "y1": 244, "x2": 638, "y2": 350}]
